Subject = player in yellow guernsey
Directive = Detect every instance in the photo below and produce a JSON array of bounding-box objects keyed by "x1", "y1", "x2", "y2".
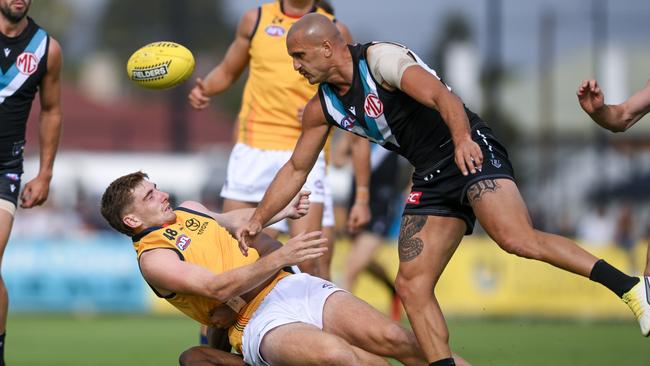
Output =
[
  {"x1": 100, "y1": 172, "x2": 464, "y2": 366},
  {"x1": 188, "y1": 0, "x2": 371, "y2": 278}
]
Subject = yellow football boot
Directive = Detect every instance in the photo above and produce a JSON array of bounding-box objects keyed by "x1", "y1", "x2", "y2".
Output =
[{"x1": 622, "y1": 276, "x2": 650, "y2": 337}]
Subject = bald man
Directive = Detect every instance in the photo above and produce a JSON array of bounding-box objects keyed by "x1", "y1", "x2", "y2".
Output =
[{"x1": 238, "y1": 13, "x2": 650, "y2": 366}]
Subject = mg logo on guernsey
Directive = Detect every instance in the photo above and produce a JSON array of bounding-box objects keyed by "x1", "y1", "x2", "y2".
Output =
[
  {"x1": 406, "y1": 191, "x2": 422, "y2": 205},
  {"x1": 364, "y1": 93, "x2": 384, "y2": 118},
  {"x1": 16, "y1": 52, "x2": 39, "y2": 75},
  {"x1": 176, "y1": 234, "x2": 192, "y2": 251}
]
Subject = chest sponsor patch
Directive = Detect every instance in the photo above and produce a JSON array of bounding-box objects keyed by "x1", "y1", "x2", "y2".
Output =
[
  {"x1": 16, "y1": 52, "x2": 39, "y2": 75},
  {"x1": 364, "y1": 93, "x2": 384, "y2": 118},
  {"x1": 406, "y1": 191, "x2": 422, "y2": 205},
  {"x1": 175, "y1": 234, "x2": 192, "y2": 251},
  {"x1": 265, "y1": 25, "x2": 285, "y2": 37}
]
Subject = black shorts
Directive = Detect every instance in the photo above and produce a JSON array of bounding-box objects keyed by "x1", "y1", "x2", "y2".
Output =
[
  {"x1": 0, "y1": 168, "x2": 22, "y2": 206},
  {"x1": 402, "y1": 127, "x2": 515, "y2": 235}
]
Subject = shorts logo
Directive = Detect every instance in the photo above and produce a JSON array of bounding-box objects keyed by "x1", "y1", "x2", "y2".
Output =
[
  {"x1": 185, "y1": 218, "x2": 200, "y2": 231},
  {"x1": 175, "y1": 234, "x2": 191, "y2": 251},
  {"x1": 490, "y1": 158, "x2": 502, "y2": 168},
  {"x1": 16, "y1": 52, "x2": 39, "y2": 75},
  {"x1": 321, "y1": 282, "x2": 336, "y2": 290},
  {"x1": 406, "y1": 191, "x2": 422, "y2": 205},
  {"x1": 9, "y1": 184, "x2": 16, "y2": 193},
  {"x1": 364, "y1": 93, "x2": 384, "y2": 118},
  {"x1": 265, "y1": 25, "x2": 285, "y2": 37}
]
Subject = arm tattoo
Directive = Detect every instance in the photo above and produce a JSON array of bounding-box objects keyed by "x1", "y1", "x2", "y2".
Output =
[
  {"x1": 467, "y1": 179, "x2": 501, "y2": 203},
  {"x1": 398, "y1": 215, "x2": 427, "y2": 262}
]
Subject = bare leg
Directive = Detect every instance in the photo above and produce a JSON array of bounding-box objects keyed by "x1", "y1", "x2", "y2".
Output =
[
  {"x1": 469, "y1": 179, "x2": 598, "y2": 277},
  {"x1": 394, "y1": 215, "x2": 467, "y2": 363},
  {"x1": 643, "y1": 242, "x2": 650, "y2": 276},
  {"x1": 260, "y1": 322, "x2": 372, "y2": 366},
  {"x1": 319, "y1": 225, "x2": 335, "y2": 280},
  {"x1": 288, "y1": 203, "x2": 324, "y2": 276},
  {"x1": 341, "y1": 232, "x2": 382, "y2": 290},
  {"x1": 178, "y1": 346, "x2": 243, "y2": 366},
  {"x1": 0, "y1": 209, "x2": 13, "y2": 335}
]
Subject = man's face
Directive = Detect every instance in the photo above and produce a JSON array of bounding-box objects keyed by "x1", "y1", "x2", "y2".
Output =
[
  {"x1": 287, "y1": 36, "x2": 329, "y2": 84},
  {"x1": 124, "y1": 180, "x2": 176, "y2": 231},
  {"x1": 0, "y1": 0, "x2": 31, "y2": 24}
]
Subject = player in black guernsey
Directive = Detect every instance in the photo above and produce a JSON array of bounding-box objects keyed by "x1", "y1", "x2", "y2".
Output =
[
  {"x1": 238, "y1": 14, "x2": 650, "y2": 366},
  {"x1": 0, "y1": 1, "x2": 63, "y2": 363}
]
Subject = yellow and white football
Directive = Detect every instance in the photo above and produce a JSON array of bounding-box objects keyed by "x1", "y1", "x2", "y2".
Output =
[{"x1": 126, "y1": 41, "x2": 195, "y2": 89}]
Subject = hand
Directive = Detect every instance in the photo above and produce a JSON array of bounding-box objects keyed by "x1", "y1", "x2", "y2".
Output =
[
  {"x1": 577, "y1": 79, "x2": 605, "y2": 115},
  {"x1": 284, "y1": 190, "x2": 311, "y2": 220},
  {"x1": 209, "y1": 304, "x2": 238, "y2": 329},
  {"x1": 188, "y1": 78, "x2": 211, "y2": 109},
  {"x1": 454, "y1": 137, "x2": 483, "y2": 176},
  {"x1": 347, "y1": 202, "x2": 370, "y2": 234},
  {"x1": 277, "y1": 231, "x2": 328, "y2": 265},
  {"x1": 20, "y1": 175, "x2": 50, "y2": 208},
  {"x1": 236, "y1": 219, "x2": 263, "y2": 257}
]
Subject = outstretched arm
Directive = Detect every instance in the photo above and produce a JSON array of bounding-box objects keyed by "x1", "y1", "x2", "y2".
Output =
[
  {"x1": 577, "y1": 79, "x2": 650, "y2": 132},
  {"x1": 347, "y1": 134, "x2": 371, "y2": 233},
  {"x1": 21, "y1": 37, "x2": 63, "y2": 209},
  {"x1": 237, "y1": 96, "x2": 331, "y2": 251},
  {"x1": 188, "y1": 8, "x2": 256, "y2": 109},
  {"x1": 179, "y1": 190, "x2": 309, "y2": 236}
]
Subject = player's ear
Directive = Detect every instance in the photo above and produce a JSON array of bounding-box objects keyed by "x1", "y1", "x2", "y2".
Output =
[
  {"x1": 123, "y1": 214, "x2": 142, "y2": 229},
  {"x1": 322, "y1": 40, "x2": 333, "y2": 58}
]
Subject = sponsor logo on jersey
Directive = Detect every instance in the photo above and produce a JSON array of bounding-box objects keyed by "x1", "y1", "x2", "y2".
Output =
[
  {"x1": 364, "y1": 93, "x2": 384, "y2": 118},
  {"x1": 5, "y1": 173, "x2": 19, "y2": 182},
  {"x1": 341, "y1": 116, "x2": 355, "y2": 129},
  {"x1": 3, "y1": 48, "x2": 10, "y2": 57},
  {"x1": 406, "y1": 191, "x2": 422, "y2": 205},
  {"x1": 185, "y1": 218, "x2": 200, "y2": 231},
  {"x1": 9, "y1": 184, "x2": 16, "y2": 193},
  {"x1": 176, "y1": 234, "x2": 192, "y2": 251},
  {"x1": 16, "y1": 52, "x2": 39, "y2": 75},
  {"x1": 264, "y1": 25, "x2": 285, "y2": 37},
  {"x1": 131, "y1": 62, "x2": 170, "y2": 81},
  {"x1": 348, "y1": 106, "x2": 356, "y2": 114}
]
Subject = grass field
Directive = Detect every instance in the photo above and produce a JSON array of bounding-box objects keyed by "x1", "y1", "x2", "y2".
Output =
[{"x1": 7, "y1": 314, "x2": 648, "y2": 365}]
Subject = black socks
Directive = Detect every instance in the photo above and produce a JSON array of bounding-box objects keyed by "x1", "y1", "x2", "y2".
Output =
[
  {"x1": 589, "y1": 259, "x2": 640, "y2": 297},
  {"x1": 429, "y1": 357, "x2": 455, "y2": 366}
]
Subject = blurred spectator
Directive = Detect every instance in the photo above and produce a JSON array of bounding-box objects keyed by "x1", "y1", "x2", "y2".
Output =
[{"x1": 576, "y1": 204, "x2": 616, "y2": 247}]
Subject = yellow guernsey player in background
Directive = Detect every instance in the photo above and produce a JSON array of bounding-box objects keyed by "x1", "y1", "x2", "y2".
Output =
[
  {"x1": 100, "y1": 172, "x2": 458, "y2": 366},
  {"x1": 188, "y1": 0, "x2": 370, "y2": 278}
]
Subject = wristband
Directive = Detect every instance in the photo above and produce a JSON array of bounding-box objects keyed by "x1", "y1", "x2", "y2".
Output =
[{"x1": 225, "y1": 296, "x2": 247, "y2": 313}]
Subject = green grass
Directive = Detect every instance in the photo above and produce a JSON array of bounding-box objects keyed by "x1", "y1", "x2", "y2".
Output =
[{"x1": 6, "y1": 314, "x2": 649, "y2": 365}]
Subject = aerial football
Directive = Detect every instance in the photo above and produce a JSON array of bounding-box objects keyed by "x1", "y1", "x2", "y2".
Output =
[{"x1": 126, "y1": 41, "x2": 195, "y2": 89}]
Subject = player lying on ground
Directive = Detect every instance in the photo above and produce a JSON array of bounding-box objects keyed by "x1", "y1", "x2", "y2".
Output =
[{"x1": 100, "y1": 172, "x2": 470, "y2": 366}]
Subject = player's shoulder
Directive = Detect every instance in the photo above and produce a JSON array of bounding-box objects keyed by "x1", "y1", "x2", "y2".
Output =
[
  {"x1": 238, "y1": 7, "x2": 261, "y2": 36},
  {"x1": 177, "y1": 201, "x2": 211, "y2": 216}
]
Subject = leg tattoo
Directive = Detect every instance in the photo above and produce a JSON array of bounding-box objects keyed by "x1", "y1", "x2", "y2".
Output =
[
  {"x1": 398, "y1": 215, "x2": 427, "y2": 262},
  {"x1": 467, "y1": 179, "x2": 501, "y2": 203}
]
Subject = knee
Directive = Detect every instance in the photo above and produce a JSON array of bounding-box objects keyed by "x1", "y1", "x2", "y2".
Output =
[
  {"x1": 380, "y1": 323, "x2": 414, "y2": 350},
  {"x1": 317, "y1": 339, "x2": 359, "y2": 365},
  {"x1": 395, "y1": 272, "x2": 433, "y2": 305},
  {"x1": 178, "y1": 347, "x2": 201, "y2": 366},
  {"x1": 496, "y1": 235, "x2": 542, "y2": 260}
]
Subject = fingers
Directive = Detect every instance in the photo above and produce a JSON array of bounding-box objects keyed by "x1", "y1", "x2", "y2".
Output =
[
  {"x1": 188, "y1": 78, "x2": 210, "y2": 109},
  {"x1": 457, "y1": 146, "x2": 483, "y2": 176}
]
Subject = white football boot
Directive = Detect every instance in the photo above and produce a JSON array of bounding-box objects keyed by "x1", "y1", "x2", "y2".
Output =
[{"x1": 622, "y1": 276, "x2": 650, "y2": 337}]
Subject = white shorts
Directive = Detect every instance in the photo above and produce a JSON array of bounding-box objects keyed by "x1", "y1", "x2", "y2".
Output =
[
  {"x1": 221, "y1": 143, "x2": 330, "y2": 232},
  {"x1": 241, "y1": 273, "x2": 344, "y2": 366}
]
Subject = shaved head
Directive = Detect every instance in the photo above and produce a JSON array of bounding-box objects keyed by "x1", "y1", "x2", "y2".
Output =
[{"x1": 287, "y1": 13, "x2": 343, "y2": 46}]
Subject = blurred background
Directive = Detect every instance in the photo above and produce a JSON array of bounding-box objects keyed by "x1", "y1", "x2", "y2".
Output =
[{"x1": 7, "y1": 0, "x2": 650, "y2": 364}]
